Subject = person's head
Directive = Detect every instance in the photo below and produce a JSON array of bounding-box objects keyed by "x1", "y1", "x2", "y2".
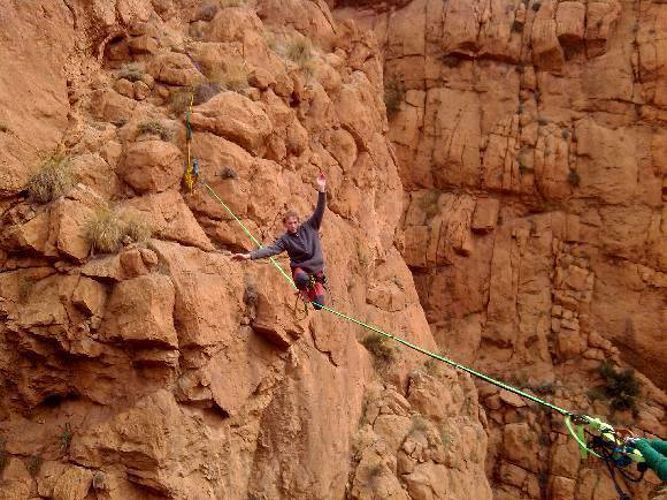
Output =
[{"x1": 283, "y1": 209, "x2": 299, "y2": 234}]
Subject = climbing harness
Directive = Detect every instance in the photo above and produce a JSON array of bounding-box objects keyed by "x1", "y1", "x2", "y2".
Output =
[
  {"x1": 181, "y1": 103, "x2": 648, "y2": 498},
  {"x1": 564, "y1": 415, "x2": 647, "y2": 499}
]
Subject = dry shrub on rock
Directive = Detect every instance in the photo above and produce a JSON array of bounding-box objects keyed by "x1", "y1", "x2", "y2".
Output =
[
  {"x1": 285, "y1": 37, "x2": 313, "y2": 67},
  {"x1": 206, "y1": 62, "x2": 249, "y2": 92},
  {"x1": 137, "y1": 120, "x2": 173, "y2": 141},
  {"x1": 85, "y1": 207, "x2": 152, "y2": 254},
  {"x1": 361, "y1": 333, "x2": 395, "y2": 370},
  {"x1": 220, "y1": 0, "x2": 246, "y2": 7},
  {"x1": 27, "y1": 153, "x2": 76, "y2": 203},
  {"x1": 118, "y1": 63, "x2": 144, "y2": 82}
]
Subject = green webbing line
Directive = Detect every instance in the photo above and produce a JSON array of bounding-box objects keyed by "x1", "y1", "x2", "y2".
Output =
[
  {"x1": 319, "y1": 303, "x2": 572, "y2": 415},
  {"x1": 203, "y1": 182, "x2": 574, "y2": 417},
  {"x1": 204, "y1": 183, "x2": 296, "y2": 288},
  {"x1": 565, "y1": 415, "x2": 600, "y2": 459}
]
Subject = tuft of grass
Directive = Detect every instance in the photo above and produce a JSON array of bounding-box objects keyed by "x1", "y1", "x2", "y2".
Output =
[
  {"x1": 59, "y1": 423, "x2": 72, "y2": 455},
  {"x1": 411, "y1": 416, "x2": 429, "y2": 433},
  {"x1": 0, "y1": 122, "x2": 9, "y2": 133},
  {"x1": 207, "y1": 63, "x2": 249, "y2": 92},
  {"x1": 196, "y1": 3, "x2": 218, "y2": 21},
  {"x1": 27, "y1": 455, "x2": 42, "y2": 477},
  {"x1": 118, "y1": 63, "x2": 144, "y2": 83},
  {"x1": 120, "y1": 210, "x2": 152, "y2": 243},
  {"x1": 440, "y1": 429, "x2": 453, "y2": 447},
  {"x1": 418, "y1": 190, "x2": 440, "y2": 219},
  {"x1": 361, "y1": 333, "x2": 395, "y2": 370},
  {"x1": 220, "y1": 166, "x2": 238, "y2": 179},
  {"x1": 368, "y1": 463, "x2": 384, "y2": 481},
  {"x1": 598, "y1": 361, "x2": 640, "y2": 412},
  {"x1": 285, "y1": 37, "x2": 313, "y2": 67},
  {"x1": 533, "y1": 382, "x2": 555, "y2": 395},
  {"x1": 27, "y1": 153, "x2": 76, "y2": 203},
  {"x1": 85, "y1": 207, "x2": 125, "y2": 254},
  {"x1": 264, "y1": 32, "x2": 278, "y2": 52},
  {"x1": 220, "y1": 0, "x2": 246, "y2": 6},
  {"x1": 137, "y1": 120, "x2": 173, "y2": 141},
  {"x1": 384, "y1": 79, "x2": 405, "y2": 117},
  {"x1": 18, "y1": 277, "x2": 35, "y2": 303},
  {"x1": 170, "y1": 88, "x2": 194, "y2": 115},
  {"x1": 193, "y1": 82, "x2": 222, "y2": 105},
  {"x1": 85, "y1": 207, "x2": 153, "y2": 254},
  {"x1": 425, "y1": 358, "x2": 443, "y2": 377},
  {"x1": 567, "y1": 170, "x2": 581, "y2": 187},
  {"x1": 92, "y1": 471, "x2": 106, "y2": 490}
]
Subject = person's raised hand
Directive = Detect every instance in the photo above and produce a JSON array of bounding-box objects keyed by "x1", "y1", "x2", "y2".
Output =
[
  {"x1": 316, "y1": 172, "x2": 326, "y2": 192},
  {"x1": 232, "y1": 253, "x2": 250, "y2": 261}
]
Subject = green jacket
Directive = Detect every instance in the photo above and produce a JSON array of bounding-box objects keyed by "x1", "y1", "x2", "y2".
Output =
[{"x1": 635, "y1": 439, "x2": 667, "y2": 481}]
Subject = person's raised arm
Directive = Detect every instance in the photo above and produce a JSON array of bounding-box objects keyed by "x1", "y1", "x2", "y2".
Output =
[{"x1": 306, "y1": 173, "x2": 327, "y2": 230}]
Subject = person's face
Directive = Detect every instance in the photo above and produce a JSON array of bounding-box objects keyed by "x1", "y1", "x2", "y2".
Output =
[{"x1": 284, "y1": 216, "x2": 299, "y2": 234}]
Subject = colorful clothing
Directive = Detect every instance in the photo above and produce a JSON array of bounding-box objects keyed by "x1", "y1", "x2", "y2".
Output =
[{"x1": 635, "y1": 439, "x2": 667, "y2": 481}]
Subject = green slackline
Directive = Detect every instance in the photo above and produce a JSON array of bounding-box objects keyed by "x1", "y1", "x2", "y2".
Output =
[{"x1": 203, "y1": 182, "x2": 574, "y2": 417}]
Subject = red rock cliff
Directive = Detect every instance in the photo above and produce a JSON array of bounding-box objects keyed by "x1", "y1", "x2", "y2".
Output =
[
  {"x1": 335, "y1": 0, "x2": 667, "y2": 498},
  {"x1": 0, "y1": 1, "x2": 490, "y2": 499}
]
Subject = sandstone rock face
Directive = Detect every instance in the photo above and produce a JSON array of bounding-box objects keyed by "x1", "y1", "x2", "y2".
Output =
[
  {"x1": 335, "y1": 0, "x2": 667, "y2": 498},
  {"x1": 0, "y1": 1, "x2": 490, "y2": 499},
  {"x1": 120, "y1": 140, "x2": 183, "y2": 193}
]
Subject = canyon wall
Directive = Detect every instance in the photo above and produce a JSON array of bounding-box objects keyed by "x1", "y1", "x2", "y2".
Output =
[{"x1": 334, "y1": 0, "x2": 667, "y2": 498}]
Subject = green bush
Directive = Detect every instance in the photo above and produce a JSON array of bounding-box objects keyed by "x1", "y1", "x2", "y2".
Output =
[
  {"x1": 59, "y1": 423, "x2": 72, "y2": 454},
  {"x1": 27, "y1": 153, "x2": 76, "y2": 203},
  {"x1": 384, "y1": 79, "x2": 405, "y2": 117},
  {"x1": 598, "y1": 361, "x2": 640, "y2": 412}
]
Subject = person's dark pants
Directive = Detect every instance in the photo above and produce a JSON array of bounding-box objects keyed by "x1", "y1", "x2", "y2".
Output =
[{"x1": 292, "y1": 267, "x2": 325, "y2": 310}]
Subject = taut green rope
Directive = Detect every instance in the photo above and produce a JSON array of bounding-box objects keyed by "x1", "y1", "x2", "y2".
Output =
[{"x1": 204, "y1": 181, "x2": 575, "y2": 416}]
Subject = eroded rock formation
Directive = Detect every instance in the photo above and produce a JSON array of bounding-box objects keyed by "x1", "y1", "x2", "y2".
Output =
[
  {"x1": 0, "y1": 0, "x2": 487, "y2": 498},
  {"x1": 0, "y1": 0, "x2": 664, "y2": 499}
]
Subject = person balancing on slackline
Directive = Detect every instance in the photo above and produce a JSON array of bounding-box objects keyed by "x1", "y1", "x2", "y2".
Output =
[{"x1": 232, "y1": 173, "x2": 328, "y2": 310}]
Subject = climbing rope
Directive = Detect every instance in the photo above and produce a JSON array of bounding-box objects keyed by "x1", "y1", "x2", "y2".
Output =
[{"x1": 183, "y1": 94, "x2": 196, "y2": 193}]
